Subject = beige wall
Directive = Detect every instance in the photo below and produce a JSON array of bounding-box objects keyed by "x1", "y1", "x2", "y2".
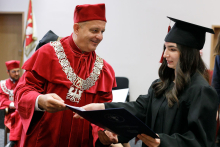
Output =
[{"x1": 0, "y1": 0, "x2": 220, "y2": 101}]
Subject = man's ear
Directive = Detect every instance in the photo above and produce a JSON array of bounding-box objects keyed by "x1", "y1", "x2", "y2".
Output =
[{"x1": 73, "y1": 23, "x2": 80, "y2": 35}]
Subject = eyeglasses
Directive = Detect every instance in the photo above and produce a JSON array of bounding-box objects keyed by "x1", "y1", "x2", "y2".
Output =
[{"x1": 10, "y1": 70, "x2": 20, "y2": 74}]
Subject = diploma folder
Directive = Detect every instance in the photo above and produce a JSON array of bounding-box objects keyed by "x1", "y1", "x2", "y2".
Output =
[{"x1": 66, "y1": 104, "x2": 158, "y2": 140}]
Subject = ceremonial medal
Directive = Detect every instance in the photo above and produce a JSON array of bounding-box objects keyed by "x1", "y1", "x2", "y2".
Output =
[
  {"x1": 66, "y1": 86, "x2": 83, "y2": 103},
  {"x1": 51, "y1": 41, "x2": 104, "y2": 103}
]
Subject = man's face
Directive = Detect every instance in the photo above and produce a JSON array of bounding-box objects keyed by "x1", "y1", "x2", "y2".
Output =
[
  {"x1": 75, "y1": 20, "x2": 106, "y2": 52},
  {"x1": 8, "y1": 68, "x2": 20, "y2": 81}
]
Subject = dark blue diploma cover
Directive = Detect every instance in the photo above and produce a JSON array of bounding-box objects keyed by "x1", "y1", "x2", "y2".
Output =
[{"x1": 66, "y1": 104, "x2": 158, "y2": 140}]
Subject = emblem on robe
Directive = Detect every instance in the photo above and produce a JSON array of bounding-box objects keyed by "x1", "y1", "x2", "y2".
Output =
[{"x1": 66, "y1": 86, "x2": 83, "y2": 103}]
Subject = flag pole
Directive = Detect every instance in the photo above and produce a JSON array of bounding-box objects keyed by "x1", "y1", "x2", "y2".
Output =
[{"x1": 22, "y1": 0, "x2": 31, "y2": 51}]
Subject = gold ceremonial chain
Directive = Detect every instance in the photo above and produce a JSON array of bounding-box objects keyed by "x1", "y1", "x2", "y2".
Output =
[{"x1": 50, "y1": 41, "x2": 104, "y2": 103}]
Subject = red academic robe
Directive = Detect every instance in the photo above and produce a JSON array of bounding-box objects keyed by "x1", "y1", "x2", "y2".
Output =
[
  {"x1": 14, "y1": 35, "x2": 116, "y2": 147},
  {"x1": 0, "y1": 79, "x2": 22, "y2": 142}
]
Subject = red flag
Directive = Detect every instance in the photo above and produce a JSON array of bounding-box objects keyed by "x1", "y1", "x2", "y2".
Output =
[{"x1": 24, "y1": 0, "x2": 37, "y2": 57}]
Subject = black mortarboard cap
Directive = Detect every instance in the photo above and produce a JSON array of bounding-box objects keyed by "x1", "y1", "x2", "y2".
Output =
[
  {"x1": 165, "y1": 17, "x2": 214, "y2": 50},
  {"x1": 35, "y1": 30, "x2": 59, "y2": 51}
]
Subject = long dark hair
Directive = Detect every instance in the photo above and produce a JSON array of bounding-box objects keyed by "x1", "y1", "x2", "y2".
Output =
[
  {"x1": 214, "y1": 32, "x2": 220, "y2": 55},
  {"x1": 153, "y1": 44, "x2": 209, "y2": 107}
]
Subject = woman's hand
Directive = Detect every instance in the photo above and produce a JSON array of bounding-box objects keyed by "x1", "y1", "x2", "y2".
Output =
[
  {"x1": 137, "y1": 134, "x2": 160, "y2": 147},
  {"x1": 73, "y1": 103, "x2": 105, "y2": 118}
]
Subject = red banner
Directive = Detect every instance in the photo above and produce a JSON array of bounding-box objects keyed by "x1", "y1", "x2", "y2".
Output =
[{"x1": 24, "y1": 0, "x2": 37, "y2": 57}]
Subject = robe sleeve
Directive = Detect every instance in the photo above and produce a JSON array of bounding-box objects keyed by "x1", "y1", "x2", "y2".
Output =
[
  {"x1": 212, "y1": 55, "x2": 220, "y2": 103},
  {"x1": 104, "y1": 81, "x2": 154, "y2": 143},
  {"x1": 104, "y1": 80, "x2": 156, "y2": 121},
  {"x1": 104, "y1": 94, "x2": 151, "y2": 143},
  {"x1": 9, "y1": 110, "x2": 22, "y2": 141},
  {"x1": 158, "y1": 85, "x2": 218, "y2": 147},
  {"x1": 105, "y1": 94, "x2": 150, "y2": 120},
  {"x1": 0, "y1": 90, "x2": 11, "y2": 109},
  {"x1": 14, "y1": 70, "x2": 46, "y2": 134}
]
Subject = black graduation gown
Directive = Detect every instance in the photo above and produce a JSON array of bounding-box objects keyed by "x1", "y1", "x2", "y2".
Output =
[{"x1": 105, "y1": 72, "x2": 218, "y2": 147}]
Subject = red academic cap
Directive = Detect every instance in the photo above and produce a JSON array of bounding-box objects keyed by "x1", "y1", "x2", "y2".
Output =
[
  {"x1": 74, "y1": 3, "x2": 107, "y2": 23},
  {"x1": 5, "y1": 60, "x2": 20, "y2": 70}
]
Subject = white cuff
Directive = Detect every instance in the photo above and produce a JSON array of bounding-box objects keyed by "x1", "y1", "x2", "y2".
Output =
[
  {"x1": 35, "y1": 95, "x2": 45, "y2": 111},
  {"x1": 9, "y1": 102, "x2": 15, "y2": 109}
]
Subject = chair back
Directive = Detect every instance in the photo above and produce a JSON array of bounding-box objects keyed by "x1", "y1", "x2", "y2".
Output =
[
  {"x1": 112, "y1": 77, "x2": 129, "y2": 102},
  {"x1": 0, "y1": 109, "x2": 5, "y2": 129}
]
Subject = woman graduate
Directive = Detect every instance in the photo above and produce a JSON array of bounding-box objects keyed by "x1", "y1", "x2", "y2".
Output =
[{"x1": 74, "y1": 17, "x2": 218, "y2": 147}]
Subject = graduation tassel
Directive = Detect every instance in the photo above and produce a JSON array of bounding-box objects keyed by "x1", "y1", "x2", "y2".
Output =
[
  {"x1": 159, "y1": 21, "x2": 171, "y2": 63},
  {"x1": 159, "y1": 51, "x2": 164, "y2": 63},
  {"x1": 167, "y1": 20, "x2": 171, "y2": 33},
  {"x1": 167, "y1": 22, "x2": 171, "y2": 33}
]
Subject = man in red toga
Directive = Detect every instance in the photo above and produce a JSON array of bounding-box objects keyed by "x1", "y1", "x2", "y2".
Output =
[
  {"x1": 14, "y1": 3, "x2": 116, "y2": 147},
  {"x1": 0, "y1": 60, "x2": 22, "y2": 147}
]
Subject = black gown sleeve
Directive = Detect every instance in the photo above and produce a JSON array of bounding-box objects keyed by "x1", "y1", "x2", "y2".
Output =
[
  {"x1": 105, "y1": 94, "x2": 152, "y2": 143},
  {"x1": 104, "y1": 80, "x2": 156, "y2": 143}
]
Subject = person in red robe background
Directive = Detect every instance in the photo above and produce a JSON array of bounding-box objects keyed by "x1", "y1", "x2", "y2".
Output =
[
  {"x1": 0, "y1": 60, "x2": 22, "y2": 147},
  {"x1": 14, "y1": 3, "x2": 116, "y2": 147}
]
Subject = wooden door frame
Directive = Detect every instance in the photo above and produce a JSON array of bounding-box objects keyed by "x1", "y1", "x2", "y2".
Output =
[
  {"x1": 0, "y1": 12, "x2": 25, "y2": 65},
  {"x1": 210, "y1": 25, "x2": 220, "y2": 70}
]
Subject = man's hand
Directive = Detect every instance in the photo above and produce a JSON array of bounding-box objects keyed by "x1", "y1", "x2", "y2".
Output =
[
  {"x1": 73, "y1": 103, "x2": 105, "y2": 118},
  {"x1": 38, "y1": 93, "x2": 67, "y2": 113},
  {"x1": 98, "y1": 130, "x2": 118, "y2": 145},
  {"x1": 137, "y1": 134, "x2": 160, "y2": 147}
]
